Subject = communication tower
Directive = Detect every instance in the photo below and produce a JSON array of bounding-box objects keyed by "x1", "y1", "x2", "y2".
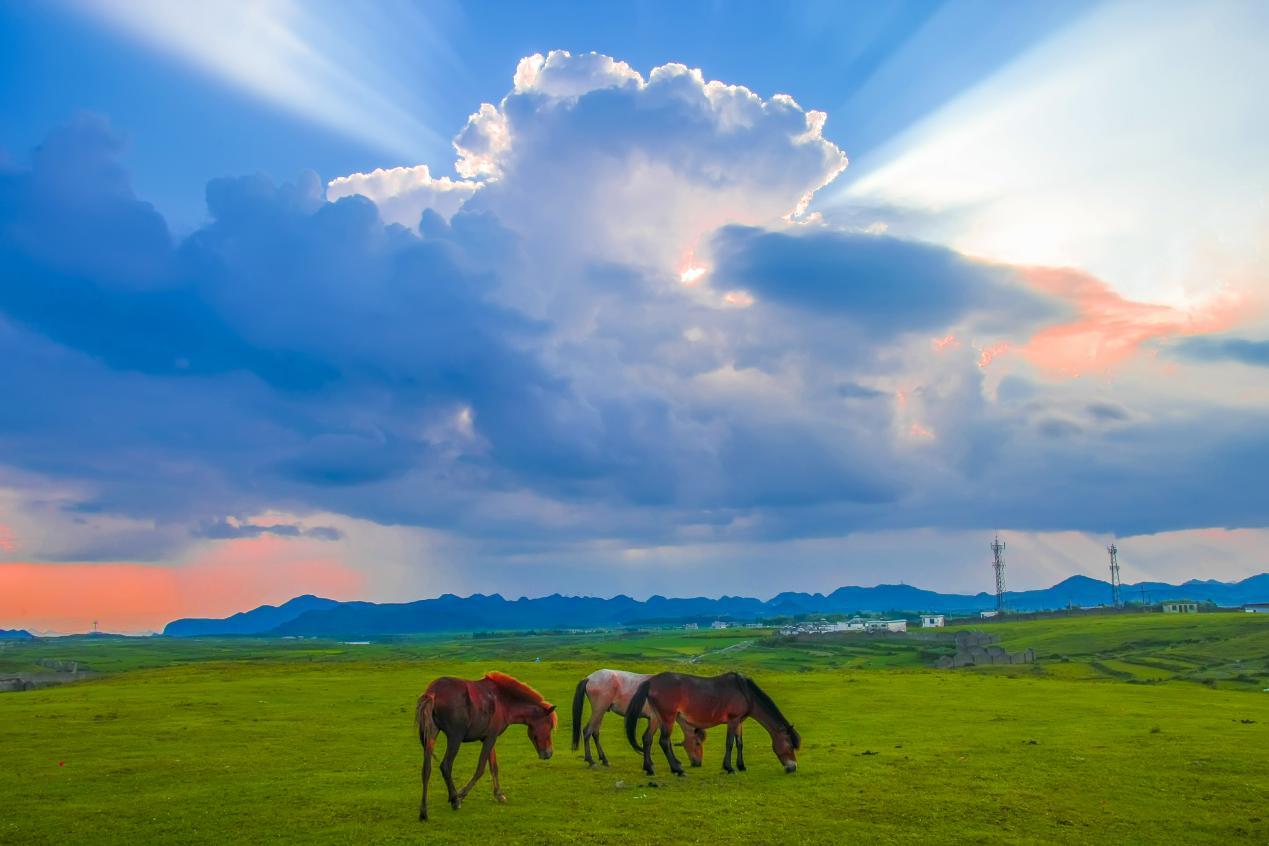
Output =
[
  {"x1": 991, "y1": 534, "x2": 1007, "y2": 612},
  {"x1": 1107, "y1": 543, "x2": 1122, "y2": 608}
]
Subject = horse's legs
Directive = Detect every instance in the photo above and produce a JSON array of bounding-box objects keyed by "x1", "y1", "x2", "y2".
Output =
[
  {"x1": 439, "y1": 731, "x2": 463, "y2": 810},
  {"x1": 641, "y1": 715, "x2": 656, "y2": 775},
  {"x1": 658, "y1": 719, "x2": 685, "y2": 776},
  {"x1": 722, "y1": 724, "x2": 736, "y2": 774},
  {"x1": 584, "y1": 706, "x2": 606, "y2": 766},
  {"x1": 489, "y1": 746, "x2": 507, "y2": 803},
  {"x1": 457, "y1": 737, "x2": 494, "y2": 800},
  {"x1": 590, "y1": 712, "x2": 610, "y2": 767},
  {"x1": 734, "y1": 722, "x2": 746, "y2": 772},
  {"x1": 419, "y1": 735, "x2": 435, "y2": 821}
]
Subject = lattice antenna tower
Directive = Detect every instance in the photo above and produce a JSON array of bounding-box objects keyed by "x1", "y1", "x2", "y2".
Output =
[
  {"x1": 991, "y1": 534, "x2": 1007, "y2": 612},
  {"x1": 1107, "y1": 543, "x2": 1122, "y2": 609}
]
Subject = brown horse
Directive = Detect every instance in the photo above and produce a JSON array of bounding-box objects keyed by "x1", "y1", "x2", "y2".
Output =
[
  {"x1": 415, "y1": 672, "x2": 557, "y2": 821},
  {"x1": 625, "y1": 671, "x2": 800, "y2": 776},
  {"x1": 571, "y1": 668, "x2": 707, "y2": 767}
]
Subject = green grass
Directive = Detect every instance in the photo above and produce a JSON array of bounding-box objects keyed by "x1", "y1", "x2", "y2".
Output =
[{"x1": 2, "y1": 614, "x2": 1267, "y2": 844}]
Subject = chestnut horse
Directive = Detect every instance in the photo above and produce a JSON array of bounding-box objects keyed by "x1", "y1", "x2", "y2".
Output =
[
  {"x1": 625, "y1": 671, "x2": 800, "y2": 776},
  {"x1": 415, "y1": 672, "x2": 557, "y2": 821},
  {"x1": 571, "y1": 669, "x2": 707, "y2": 767}
]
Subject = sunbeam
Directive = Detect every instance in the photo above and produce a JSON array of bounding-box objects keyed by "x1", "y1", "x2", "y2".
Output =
[
  {"x1": 830, "y1": 1, "x2": 1269, "y2": 311},
  {"x1": 69, "y1": 0, "x2": 456, "y2": 160}
]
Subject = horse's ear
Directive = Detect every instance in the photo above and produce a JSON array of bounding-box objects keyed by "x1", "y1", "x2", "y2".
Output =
[{"x1": 544, "y1": 704, "x2": 557, "y2": 714}]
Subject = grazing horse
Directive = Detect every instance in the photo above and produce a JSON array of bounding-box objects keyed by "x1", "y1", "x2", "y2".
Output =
[
  {"x1": 571, "y1": 669, "x2": 707, "y2": 767},
  {"x1": 625, "y1": 671, "x2": 800, "y2": 776},
  {"x1": 415, "y1": 672, "x2": 557, "y2": 821}
]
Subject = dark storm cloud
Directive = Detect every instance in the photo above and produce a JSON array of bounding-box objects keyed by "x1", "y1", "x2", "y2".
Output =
[
  {"x1": 193, "y1": 520, "x2": 343, "y2": 541},
  {"x1": 1172, "y1": 336, "x2": 1269, "y2": 367},
  {"x1": 711, "y1": 225, "x2": 1065, "y2": 334}
]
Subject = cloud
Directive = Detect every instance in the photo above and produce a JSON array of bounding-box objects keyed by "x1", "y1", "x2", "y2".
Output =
[
  {"x1": 1171, "y1": 336, "x2": 1269, "y2": 368},
  {"x1": 1018, "y1": 267, "x2": 1243, "y2": 377},
  {"x1": 710, "y1": 225, "x2": 1062, "y2": 334},
  {"x1": 326, "y1": 165, "x2": 480, "y2": 228},
  {"x1": 2, "y1": 51, "x2": 1268, "y2": 607},
  {"x1": 193, "y1": 520, "x2": 343, "y2": 541},
  {"x1": 333, "y1": 50, "x2": 848, "y2": 274}
]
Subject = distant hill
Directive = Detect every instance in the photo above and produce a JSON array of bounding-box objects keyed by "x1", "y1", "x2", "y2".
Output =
[
  {"x1": 161, "y1": 573, "x2": 1269, "y2": 638},
  {"x1": 0, "y1": 629, "x2": 34, "y2": 640},
  {"x1": 162, "y1": 595, "x2": 341, "y2": 637}
]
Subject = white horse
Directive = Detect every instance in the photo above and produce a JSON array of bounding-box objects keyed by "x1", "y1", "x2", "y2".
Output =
[{"x1": 571, "y1": 668, "x2": 706, "y2": 767}]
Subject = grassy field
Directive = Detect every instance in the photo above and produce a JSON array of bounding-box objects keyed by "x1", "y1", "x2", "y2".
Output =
[{"x1": 2, "y1": 613, "x2": 1267, "y2": 844}]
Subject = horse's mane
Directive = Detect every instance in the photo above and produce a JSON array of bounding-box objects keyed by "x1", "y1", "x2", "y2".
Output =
[
  {"x1": 743, "y1": 676, "x2": 801, "y2": 749},
  {"x1": 484, "y1": 672, "x2": 553, "y2": 708}
]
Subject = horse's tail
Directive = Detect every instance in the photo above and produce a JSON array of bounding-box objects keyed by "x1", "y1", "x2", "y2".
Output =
[
  {"x1": 625, "y1": 678, "x2": 653, "y2": 752},
  {"x1": 571, "y1": 676, "x2": 589, "y2": 750},
  {"x1": 415, "y1": 691, "x2": 437, "y2": 753}
]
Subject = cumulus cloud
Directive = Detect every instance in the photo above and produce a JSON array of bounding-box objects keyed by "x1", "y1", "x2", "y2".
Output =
[
  {"x1": 326, "y1": 165, "x2": 480, "y2": 228},
  {"x1": 333, "y1": 50, "x2": 847, "y2": 275}
]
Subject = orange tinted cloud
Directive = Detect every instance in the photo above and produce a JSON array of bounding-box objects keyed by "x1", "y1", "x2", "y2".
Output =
[
  {"x1": 0, "y1": 536, "x2": 363, "y2": 633},
  {"x1": 1020, "y1": 267, "x2": 1243, "y2": 377}
]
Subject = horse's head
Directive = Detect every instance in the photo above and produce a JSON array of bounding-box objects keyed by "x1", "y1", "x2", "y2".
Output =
[
  {"x1": 679, "y1": 725, "x2": 707, "y2": 766},
  {"x1": 772, "y1": 722, "x2": 801, "y2": 773},
  {"x1": 526, "y1": 702, "x2": 557, "y2": 760}
]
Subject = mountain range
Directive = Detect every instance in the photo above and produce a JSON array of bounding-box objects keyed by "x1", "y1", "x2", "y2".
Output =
[{"x1": 161, "y1": 573, "x2": 1269, "y2": 638}]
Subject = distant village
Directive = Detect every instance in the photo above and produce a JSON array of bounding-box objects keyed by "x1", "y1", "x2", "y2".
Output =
[{"x1": 693, "y1": 613, "x2": 944, "y2": 636}]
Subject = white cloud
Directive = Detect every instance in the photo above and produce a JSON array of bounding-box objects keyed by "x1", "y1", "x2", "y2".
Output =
[
  {"x1": 332, "y1": 50, "x2": 848, "y2": 279},
  {"x1": 326, "y1": 165, "x2": 480, "y2": 227}
]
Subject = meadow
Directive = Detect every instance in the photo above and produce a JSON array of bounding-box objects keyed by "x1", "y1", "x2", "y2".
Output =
[{"x1": 1, "y1": 613, "x2": 1266, "y2": 844}]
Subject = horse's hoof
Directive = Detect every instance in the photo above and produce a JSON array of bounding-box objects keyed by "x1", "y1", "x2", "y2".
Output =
[
  {"x1": 690, "y1": 761, "x2": 701, "y2": 768},
  {"x1": 495, "y1": 793, "x2": 508, "y2": 804},
  {"x1": 601, "y1": 760, "x2": 610, "y2": 767},
  {"x1": 586, "y1": 761, "x2": 595, "y2": 768},
  {"x1": 724, "y1": 768, "x2": 734, "y2": 774},
  {"x1": 419, "y1": 812, "x2": 428, "y2": 822},
  {"x1": 450, "y1": 799, "x2": 461, "y2": 811},
  {"x1": 674, "y1": 770, "x2": 685, "y2": 777}
]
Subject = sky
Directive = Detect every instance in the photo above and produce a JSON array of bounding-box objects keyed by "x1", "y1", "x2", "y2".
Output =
[{"x1": 1, "y1": 0, "x2": 1267, "y2": 633}]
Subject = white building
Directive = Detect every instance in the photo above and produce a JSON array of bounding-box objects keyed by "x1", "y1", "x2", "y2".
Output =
[
  {"x1": 980, "y1": 610, "x2": 999, "y2": 619},
  {"x1": 864, "y1": 619, "x2": 908, "y2": 633},
  {"x1": 1244, "y1": 603, "x2": 1269, "y2": 614},
  {"x1": 1162, "y1": 601, "x2": 1198, "y2": 614},
  {"x1": 710, "y1": 620, "x2": 728, "y2": 629},
  {"x1": 846, "y1": 617, "x2": 867, "y2": 630},
  {"x1": 684, "y1": 622, "x2": 699, "y2": 630},
  {"x1": 921, "y1": 614, "x2": 945, "y2": 628}
]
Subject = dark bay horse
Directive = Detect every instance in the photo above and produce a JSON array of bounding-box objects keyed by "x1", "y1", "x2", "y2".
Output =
[
  {"x1": 571, "y1": 668, "x2": 707, "y2": 767},
  {"x1": 415, "y1": 672, "x2": 557, "y2": 821},
  {"x1": 625, "y1": 671, "x2": 800, "y2": 776}
]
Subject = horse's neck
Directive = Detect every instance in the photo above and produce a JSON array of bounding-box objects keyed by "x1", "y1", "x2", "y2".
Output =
[
  {"x1": 504, "y1": 699, "x2": 540, "y2": 724},
  {"x1": 749, "y1": 700, "x2": 788, "y2": 738}
]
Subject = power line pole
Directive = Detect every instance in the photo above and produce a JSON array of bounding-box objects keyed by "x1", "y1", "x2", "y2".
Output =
[
  {"x1": 991, "y1": 534, "x2": 1007, "y2": 612},
  {"x1": 1108, "y1": 543, "x2": 1122, "y2": 609}
]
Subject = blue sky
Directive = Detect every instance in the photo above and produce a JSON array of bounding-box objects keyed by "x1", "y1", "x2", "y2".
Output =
[
  {"x1": 1, "y1": 1, "x2": 1089, "y2": 228},
  {"x1": 1, "y1": 1, "x2": 1267, "y2": 632}
]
